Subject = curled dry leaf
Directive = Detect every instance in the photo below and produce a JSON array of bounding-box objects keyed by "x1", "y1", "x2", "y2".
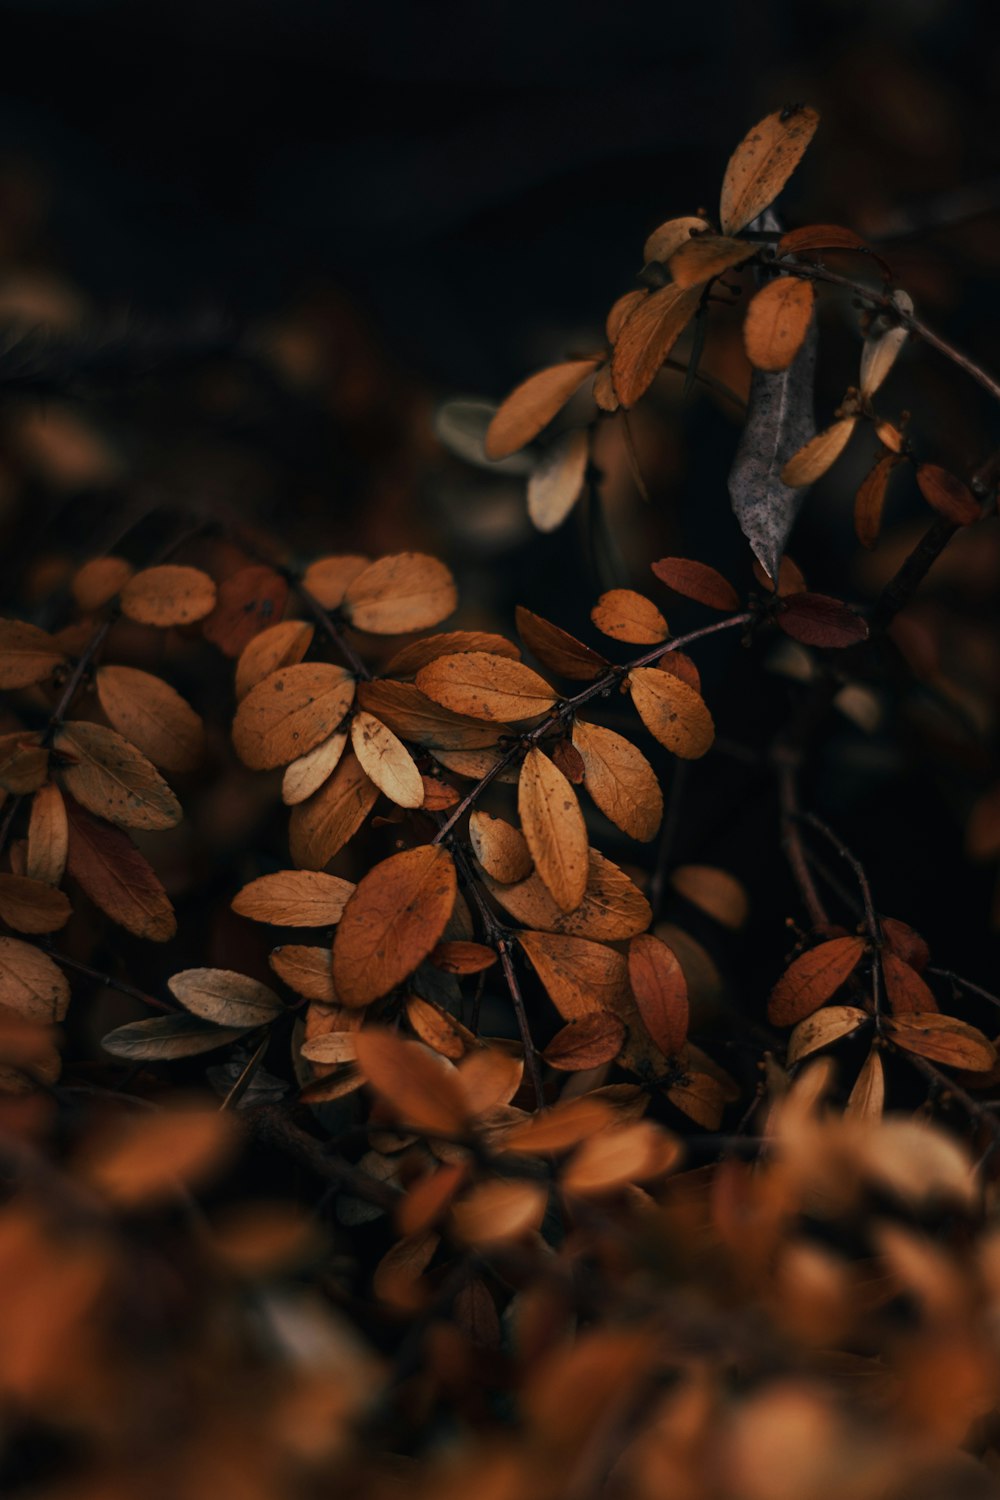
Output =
[
  {"x1": 845, "y1": 1048, "x2": 885, "y2": 1121},
  {"x1": 515, "y1": 606, "x2": 608, "y2": 681},
  {"x1": 71, "y1": 556, "x2": 133, "y2": 611},
  {"x1": 627, "y1": 667, "x2": 715, "y2": 759},
  {"x1": 288, "y1": 750, "x2": 378, "y2": 869},
  {"x1": 768, "y1": 936, "x2": 867, "y2": 1026},
  {"x1": 469, "y1": 810, "x2": 533, "y2": 884},
  {"x1": 26, "y1": 783, "x2": 68, "y2": 886},
  {"x1": 53, "y1": 721, "x2": 181, "y2": 831},
  {"x1": 915, "y1": 464, "x2": 979, "y2": 526},
  {"x1": 120, "y1": 565, "x2": 217, "y2": 627},
  {"x1": 517, "y1": 929, "x2": 629, "y2": 1020},
  {"x1": 201, "y1": 566, "x2": 289, "y2": 657},
  {"x1": 0, "y1": 936, "x2": 70, "y2": 1021},
  {"x1": 354, "y1": 1027, "x2": 470, "y2": 1136},
  {"x1": 0, "y1": 620, "x2": 67, "y2": 689},
  {"x1": 854, "y1": 452, "x2": 898, "y2": 550},
  {"x1": 232, "y1": 663, "x2": 355, "y2": 771},
  {"x1": 281, "y1": 730, "x2": 348, "y2": 805},
  {"x1": 610, "y1": 284, "x2": 701, "y2": 408},
  {"x1": 0, "y1": 875, "x2": 71, "y2": 934},
  {"x1": 301, "y1": 554, "x2": 370, "y2": 609},
  {"x1": 350, "y1": 711, "x2": 424, "y2": 809},
  {"x1": 168, "y1": 968, "x2": 283, "y2": 1028},
  {"x1": 235, "y1": 620, "x2": 314, "y2": 701},
  {"x1": 780, "y1": 417, "x2": 857, "y2": 487},
  {"x1": 591, "y1": 589, "x2": 667, "y2": 646},
  {"x1": 882, "y1": 953, "x2": 938, "y2": 1015},
  {"x1": 484, "y1": 848, "x2": 650, "y2": 942},
  {"x1": 416, "y1": 652, "x2": 557, "y2": 723},
  {"x1": 628, "y1": 934, "x2": 689, "y2": 1057},
  {"x1": 643, "y1": 215, "x2": 711, "y2": 265},
  {"x1": 719, "y1": 105, "x2": 820, "y2": 235},
  {"x1": 96, "y1": 665, "x2": 204, "y2": 772},
  {"x1": 886, "y1": 1013, "x2": 996, "y2": 1071},
  {"x1": 670, "y1": 865, "x2": 748, "y2": 930},
  {"x1": 342, "y1": 553, "x2": 458, "y2": 635},
  {"x1": 777, "y1": 593, "x2": 869, "y2": 648},
  {"x1": 571, "y1": 720, "x2": 662, "y2": 842},
  {"x1": 527, "y1": 428, "x2": 590, "y2": 532},
  {"x1": 0, "y1": 732, "x2": 48, "y2": 794},
  {"x1": 232, "y1": 869, "x2": 355, "y2": 927},
  {"x1": 787, "y1": 1005, "x2": 869, "y2": 1064},
  {"x1": 650, "y1": 557, "x2": 740, "y2": 612},
  {"x1": 484, "y1": 359, "x2": 600, "y2": 460},
  {"x1": 270, "y1": 945, "x2": 335, "y2": 1002},
  {"x1": 383, "y1": 631, "x2": 519, "y2": 678},
  {"x1": 64, "y1": 797, "x2": 176, "y2": 941},
  {"x1": 562, "y1": 1121, "x2": 681, "y2": 1196},
  {"x1": 518, "y1": 748, "x2": 589, "y2": 914},
  {"x1": 357, "y1": 679, "x2": 505, "y2": 750},
  {"x1": 451, "y1": 1179, "x2": 548, "y2": 1247},
  {"x1": 332, "y1": 844, "x2": 457, "y2": 1006},
  {"x1": 743, "y1": 277, "x2": 815, "y2": 372},
  {"x1": 543, "y1": 1012, "x2": 626, "y2": 1071}
]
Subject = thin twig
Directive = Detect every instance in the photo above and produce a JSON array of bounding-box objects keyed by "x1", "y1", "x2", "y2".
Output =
[
  {"x1": 295, "y1": 584, "x2": 372, "y2": 681},
  {"x1": 44, "y1": 950, "x2": 177, "y2": 1014},
  {"x1": 775, "y1": 759, "x2": 828, "y2": 930}
]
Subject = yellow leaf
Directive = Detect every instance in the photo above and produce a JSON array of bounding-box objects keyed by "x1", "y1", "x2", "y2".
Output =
[
  {"x1": 669, "y1": 234, "x2": 757, "y2": 289},
  {"x1": 780, "y1": 417, "x2": 857, "y2": 488},
  {"x1": 281, "y1": 729, "x2": 349, "y2": 805},
  {"x1": 590, "y1": 589, "x2": 667, "y2": 645},
  {"x1": 350, "y1": 711, "x2": 424, "y2": 809},
  {"x1": 342, "y1": 553, "x2": 457, "y2": 634}
]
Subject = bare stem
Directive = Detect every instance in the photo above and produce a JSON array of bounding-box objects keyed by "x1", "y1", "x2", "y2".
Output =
[{"x1": 44, "y1": 950, "x2": 177, "y2": 1014}]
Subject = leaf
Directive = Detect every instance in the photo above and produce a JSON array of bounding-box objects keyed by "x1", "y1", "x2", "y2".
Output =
[
  {"x1": 610, "y1": 284, "x2": 701, "y2": 407},
  {"x1": 882, "y1": 953, "x2": 938, "y2": 1015},
  {"x1": 571, "y1": 720, "x2": 662, "y2": 842},
  {"x1": 451, "y1": 1179, "x2": 548, "y2": 1246},
  {"x1": 354, "y1": 1027, "x2": 470, "y2": 1135},
  {"x1": 667, "y1": 1066, "x2": 727, "y2": 1129},
  {"x1": 299, "y1": 1032, "x2": 358, "y2": 1065},
  {"x1": 430, "y1": 941, "x2": 497, "y2": 975},
  {"x1": 484, "y1": 848, "x2": 650, "y2": 941},
  {"x1": 590, "y1": 589, "x2": 667, "y2": 646},
  {"x1": 743, "y1": 277, "x2": 815, "y2": 371},
  {"x1": 845, "y1": 1048, "x2": 885, "y2": 1120},
  {"x1": 397, "y1": 1162, "x2": 468, "y2": 1237},
  {"x1": 0, "y1": 620, "x2": 67, "y2": 689},
  {"x1": 643, "y1": 215, "x2": 711, "y2": 264},
  {"x1": 0, "y1": 875, "x2": 71, "y2": 934},
  {"x1": 503, "y1": 1097, "x2": 615, "y2": 1155},
  {"x1": 332, "y1": 845, "x2": 457, "y2": 1006},
  {"x1": 781, "y1": 417, "x2": 857, "y2": 487},
  {"x1": 102, "y1": 1014, "x2": 248, "y2": 1060},
  {"x1": 96, "y1": 666, "x2": 204, "y2": 772},
  {"x1": 168, "y1": 968, "x2": 283, "y2": 1027},
  {"x1": 787, "y1": 1005, "x2": 869, "y2": 1063},
  {"x1": 301, "y1": 555, "x2": 371, "y2": 608},
  {"x1": 120, "y1": 565, "x2": 217, "y2": 627},
  {"x1": 515, "y1": 606, "x2": 608, "y2": 681},
  {"x1": 416, "y1": 652, "x2": 557, "y2": 722},
  {"x1": 886, "y1": 1013, "x2": 996, "y2": 1071},
  {"x1": 235, "y1": 620, "x2": 315, "y2": 701},
  {"x1": 543, "y1": 1013, "x2": 626, "y2": 1070},
  {"x1": 854, "y1": 452, "x2": 899, "y2": 550},
  {"x1": 518, "y1": 748, "x2": 589, "y2": 914},
  {"x1": 201, "y1": 565, "x2": 289, "y2": 657},
  {"x1": 232, "y1": 870, "x2": 355, "y2": 927},
  {"x1": 627, "y1": 668, "x2": 715, "y2": 759},
  {"x1": 517, "y1": 930, "x2": 629, "y2": 1020},
  {"x1": 357, "y1": 679, "x2": 506, "y2": 750},
  {"x1": 768, "y1": 936, "x2": 867, "y2": 1026},
  {"x1": 421, "y1": 775, "x2": 458, "y2": 811},
  {"x1": 628, "y1": 934, "x2": 689, "y2": 1057},
  {"x1": 350, "y1": 711, "x2": 424, "y2": 809},
  {"x1": 281, "y1": 730, "x2": 349, "y2": 805},
  {"x1": 53, "y1": 721, "x2": 181, "y2": 830},
  {"x1": 727, "y1": 296, "x2": 818, "y2": 580},
  {"x1": 78, "y1": 1106, "x2": 236, "y2": 1209},
  {"x1": 434, "y1": 398, "x2": 536, "y2": 474},
  {"x1": 562, "y1": 1121, "x2": 680, "y2": 1195},
  {"x1": 458, "y1": 1045, "x2": 523, "y2": 1115},
  {"x1": 777, "y1": 593, "x2": 868, "y2": 648},
  {"x1": 270, "y1": 945, "x2": 335, "y2": 1001},
  {"x1": 72, "y1": 556, "x2": 133, "y2": 611},
  {"x1": 288, "y1": 750, "x2": 379, "y2": 870},
  {"x1": 915, "y1": 464, "x2": 979, "y2": 526},
  {"x1": 26, "y1": 784, "x2": 68, "y2": 886},
  {"x1": 0, "y1": 732, "x2": 48, "y2": 794},
  {"x1": 719, "y1": 105, "x2": 820, "y2": 235},
  {"x1": 669, "y1": 235, "x2": 757, "y2": 289},
  {"x1": 342, "y1": 553, "x2": 458, "y2": 634},
  {"x1": 881, "y1": 918, "x2": 930, "y2": 973},
  {"x1": 778, "y1": 224, "x2": 872, "y2": 257},
  {"x1": 0, "y1": 936, "x2": 70, "y2": 1021},
  {"x1": 406, "y1": 995, "x2": 474, "y2": 1060},
  {"x1": 469, "y1": 811, "x2": 533, "y2": 884},
  {"x1": 484, "y1": 359, "x2": 600, "y2": 460},
  {"x1": 232, "y1": 663, "x2": 355, "y2": 771},
  {"x1": 527, "y1": 428, "x2": 590, "y2": 532},
  {"x1": 432, "y1": 747, "x2": 518, "y2": 782},
  {"x1": 64, "y1": 797, "x2": 176, "y2": 941},
  {"x1": 384, "y1": 631, "x2": 519, "y2": 678},
  {"x1": 650, "y1": 558, "x2": 740, "y2": 612},
  {"x1": 670, "y1": 865, "x2": 748, "y2": 930}
]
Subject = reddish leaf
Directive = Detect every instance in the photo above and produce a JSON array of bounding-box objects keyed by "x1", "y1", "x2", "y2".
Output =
[
  {"x1": 543, "y1": 1013, "x2": 626, "y2": 1071},
  {"x1": 768, "y1": 936, "x2": 867, "y2": 1026},
  {"x1": 777, "y1": 593, "x2": 868, "y2": 648},
  {"x1": 627, "y1": 934, "x2": 689, "y2": 1057},
  {"x1": 650, "y1": 558, "x2": 740, "y2": 611},
  {"x1": 915, "y1": 464, "x2": 979, "y2": 526}
]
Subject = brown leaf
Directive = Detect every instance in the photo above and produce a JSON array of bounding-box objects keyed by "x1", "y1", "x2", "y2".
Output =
[
  {"x1": 643, "y1": 215, "x2": 711, "y2": 264},
  {"x1": 168, "y1": 968, "x2": 283, "y2": 1027},
  {"x1": 778, "y1": 224, "x2": 872, "y2": 257},
  {"x1": 288, "y1": 750, "x2": 378, "y2": 869},
  {"x1": 543, "y1": 1012, "x2": 626, "y2": 1070},
  {"x1": 768, "y1": 936, "x2": 867, "y2": 1026},
  {"x1": 606, "y1": 289, "x2": 647, "y2": 343},
  {"x1": 235, "y1": 620, "x2": 315, "y2": 701},
  {"x1": 201, "y1": 565, "x2": 289, "y2": 657},
  {"x1": 550, "y1": 738, "x2": 584, "y2": 784},
  {"x1": 591, "y1": 589, "x2": 667, "y2": 645},
  {"x1": 64, "y1": 797, "x2": 176, "y2": 941},
  {"x1": 881, "y1": 918, "x2": 930, "y2": 973},
  {"x1": 432, "y1": 747, "x2": 518, "y2": 782},
  {"x1": 78, "y1": 1106, "x2": 236, "y2": 1209},
  {"x1": 356, "y1": 679, "x2": 506, "y2": 749},
  {"x1": 650, "y1": 557, "x2": 740, "y2": 611},
  {"x1": 886, "y1": 1013, "x2": 996, "y2": 1071},
  {"x1": 777, "y1": 593, "x2": 868, "y2": 648},
  {"x1": 656, "y1": 652, "x2": 701, "y2": 690},
  {"x1": 416, "y1": 652, "x2": 557, "y2": 722},
  {"x1": 787, "y1": 1005, "x2": 869, "y2": 1064},
  {"x1": 0, "y1": 936, "x2": 70, "y2": 1021},
  {"x1": 571, "y1": 720, "x2": 662, "y2": 842},
  {"x1": 350, "y1": 711, "x2": 424, "y2": 809},
  {"x1": 469, "y1": 811, "x2": 533, "y2": 884},
  {"x1": 518, "y1": 747, "x2": 589, "y2": 914},
  {"x1": 627, "y1": 667, "x2": 715, "y2": 759},
  {"x1": 845, "y1": 1048, "x2": 885, "y2": 1120},
  {"x1": 610, "y1": 284, "x2": 701, "y2": 407},
  {"x1": 354, "y1": 1027, "x2": 470, "y2": 1135},
  {"x1": 232, "y1": 662, "x2": 355, "y2": 770},
  {"x1": 342, "y1": 553, "x2": 458, "y2": 634},
  {"x1": 484, "y1": 848, "x2": 650, "y2": 941},
  {"x1": 562, "y1": 1120, "x2": 680, "y2": 1195},
  {"x1": 0, "y1": 732, "x2": 48, "y2": 794},
  {"x1": 430, "y1": 941, "x2": 497, "y2": 975},
  {"x1": 628, "y1": 934, "x2": 689, "y2": 1056},
  {"x1": 458, "y1": 1044, "x2": 523, "y2": 1115},
  {"x1": 301, "y1": 554, "x2": 370, "y2": 609},
  {"x1": 517, "y1": 930, "x2": 629, "y2": 1019},
  {"x1": 484, "y1": 359, "x2": 600, "y2": 460},
  {"x1": 419, "y1": 774, "x2": 458, "y2": 811},
  {"x1": 670, "y1": 865, "x2": 748, "y2": 930},
  {"x1": 854, "y1": 452, "x2": 899, "y2": 550},
  {"x1": 743, "y1": 277, "x2": 815, "y2": 371},
  {"x1": 383, "y1": 631, "x2": 520, "y2": 678},
  {"x1": 666, "y1": 1066, "x2": 727, "y2": 1129},
  {"x1": 527, "y1": 428, "x2": 590, "y2": 531},
  {"x1": 71, "y1": 556, "x2": 133, "y2": 611},
  {"x1": 299, "y1": 1032, "x2": 358, "y2": 1065},
  {"x1": 102, "y1": 1014, "x2": 247, "y2": 1060},
  {"x1": 669, "y1": 234, "x2": 757, "y2": 289},
  {"x1": 270, "y1": 945, "x2": 336, "y2": 1001},
  {"x1": 96, "y1": 665, "x2": 204, "y2": 772},
  {"x1": 513, "y1": 616, "x2": 607, "y2": 696},
  {"x1": 781, "y1": 417, "x2": 857, "y2": 487},
  {"x1": 882, "y1": 952, "x2": 938, "y2": 1015},
  {"x1": 502, "y1": 1096, "x2": 614, "y2": 1154},
  {"x1": 54, "y1": 721, "x2": 181, "y2": 830},
  {"x1": 451, "y1": 1179, "x2": 547, "y2": 1246},
  {"x1": 0, "y1": 875, "x2": 71, "y2": 934},
  {"x1": 232, "y1": 870, "x2": 355, "y2": 926},
  {"x1": 26, "y1": 784, "x2": 68, "y2": 886},
  {"x1": 120, "y1": 565, "x2": 217, "y2": 627},
  {"x1": 752, "y1": 554, "x2": 807, "y2": 596},
  {"x1": 915, "y1": 464, "x2": 979, "y2": 526},
  {"x1": 0, "y1": 619, "x2": 67, "y2": 699},
  {"x1": 281, "y1": 730, "x2": 349, "y2": 805},
  {"x1": 719, "y1": 105, "x2": 820, "y2": 235},
  {"x1": 405, "y1": 995, "x2": 474, "y2": 1060},
  {"x1": 397, "y1": 1162, "x2": 468, "y2": 1237},
  {"x1": 332, "y1": 845, "x2": 457, "y2": 1006}
]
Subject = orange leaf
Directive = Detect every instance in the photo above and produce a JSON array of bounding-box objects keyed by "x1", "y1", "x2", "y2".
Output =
[
  {"x1": 650, "y1": 557, "x2": 740, "y2": 611},
  {"x1": 288, "y1": 750, "x2": 378, "y2": 869},
  {"x1": 26, "y1": 784, "x2": 68, "y2": 887},
  {"x1": 301, "y1": 554, "x2": 370, "y2": 609},
  {"x1": 517, "y1": 930, "x2": 629, "y2": 1020},
  {"x1": 571, "y1": 720, "x2": 662, "y2": 842},
  {"x1": 854, "y1": 452, "x2": 899, "y2": 550},
  {"x1": 610, "y1": 284, "x2": 701, "y2": 407},
  {"x1": 670, "y1": 865, "x2": 748, "y2": 930},
  {"x1": 416, "y1": 652, "x2": 557, "y2": 722},
  {"x1": 485, "y1": 849, "x2": 650, "y2": 942},
  {"x1": 235, "y1": 620, "x2": 314, "y2": 701},
  {"x1": 451, "y1": 1179, "x2": 548, "y2": 1246},
  {"x1": 882, "y1": 952, "x2": 938, "y2": 1016},
  {"x1": 53, "y1": 721, "x2": 181, "y2": 830},
  {"x1": 120, "y1": 565, "x2": 217, "y2": 627},
  {"x1": 354, "y1": 1027, "x2": 470, "y2": 1135},
  {"x1": 591, "y1": 589, "x2": 667, "y2": 645},
  {"x1": 232, "y1": 870, "x2": 355, "y2": 927},
  {"x1": 719, "y1": 105, "x2": 820, "y2": 235},
  {"x1": 332, "y1": 845, "x2": 457, "y2": 1006},
  {"x1": 201, "y1": 565, "x2": 289, "y2": 657},
  {"x1": 0, "y1": 875, "x2": 71, "y2": 935},
  {"x1": 915, "y1": 463, "x2": 979, "y2": 526},
  {"x1": 71, "y1": 556, "x2": 133, "y2": 611},
  {"x1": 484, "y1": 359, "x2": 600, "y2": 460},
  {"x1": 0, "y1": 936, "x2": 70, "y2": 1021},
  {"x1": 96, "y1": 665, "x2": 204, "y2": 772},
  {"x1": 469, "y1": 810, "x2": 533, "y2": 884},
  {"x1": 342, "y1": 553, "x2": 458, "y2": 634},
  {"x1": 643, "y1": 215, "x2": 711, "y2": 264},
  {"x1": 383, "y1": 630, "x2": 520, "y2": 678},
  {"x1": 886, "y1": 1013, "x2": 996, "y2": 1071},
  {"x1": 627, "y1": 667, "x2": 715, "y2": 759},
  {"x1": 0, "y1": 620, "x2": 67, "y2": 690},
  {"x1": 430, "y1": 941, "x2": 497, "y2": 975},
  {"x1": 669, "y1": 235, "x2": 757, "y2": 289},
  {"x1": 232, "y1": 663, "x2": 355, "y2": 771},
  {"x1": 628, "y1": 934, "x2": 689, "y2": 1056},
  {"x1": 781, "y1": 417, "x2": 857, "y2": 487},
  {"x1": 518, "y1": 748, "x2": 589, "y2": 914},
  {"x1": 357, "y1": 679, "x2": 506, "y2": 749},
  {"x1": 768, "y1": 936, "x2": 867, "y2": 1026},
  {"x1": 743, "y1": 277, "x2": 814, "y2": 372},
  {"x1": 543, "y1": 1012, "x2": 625, "y2": 1071},
  {"x1": 269, "y1": 945, "x2": 336, "y2": 1001}
]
